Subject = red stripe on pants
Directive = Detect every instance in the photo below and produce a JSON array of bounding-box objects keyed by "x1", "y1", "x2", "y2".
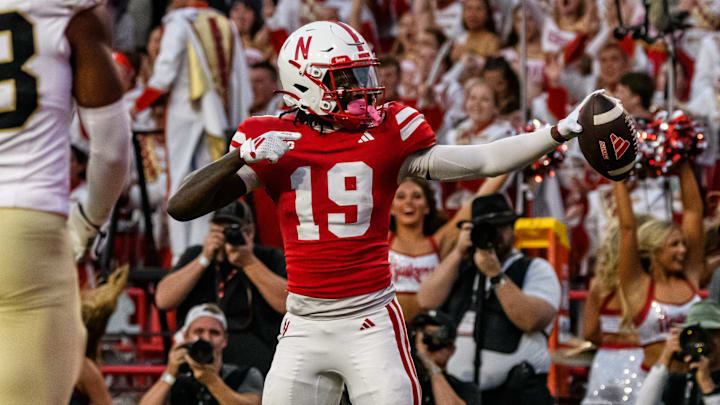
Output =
[
  {"x1": 386, "y1": 301, "x2": 420, "y2": 405},
  {"x1": 391, "y1": 299, "x2": 420, "y2": 382}
]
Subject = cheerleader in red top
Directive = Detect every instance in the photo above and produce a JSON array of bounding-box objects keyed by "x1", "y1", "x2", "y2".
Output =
[
  {"x1": 389, "y1": 176, "x2": 508, "y2": 322},
  {"x1": 614, "y1": 160, "x2": 708, "y2": 373}
]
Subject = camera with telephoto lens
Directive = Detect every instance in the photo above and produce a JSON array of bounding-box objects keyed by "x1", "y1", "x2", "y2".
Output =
[
  {"x1": 180, "y1": 338, "x2": 215, "y2": 364},
  {"x1": 470, "y1": 220, "x2": 500, "y2": 250},
  {"x1": 422, "y1": 325, "x2": 455, "y2": 352},
  {"x1": 410, "y1": 312, "x2": 457, "y2": 353},
  {"x1": 676, "y1": 324, "x2": 711, "y2": 362},
  {"x1": 223, "y1": 224, "x2": 246, "y2": 246}
]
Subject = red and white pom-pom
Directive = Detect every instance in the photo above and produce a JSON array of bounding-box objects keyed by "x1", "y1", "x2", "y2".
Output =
[
  {"x1": 636, "y1": 110, "x2": 706, "y2": 177},
  {"x1": 523, "y1": 119, "x2": 568, "y2": 183}
]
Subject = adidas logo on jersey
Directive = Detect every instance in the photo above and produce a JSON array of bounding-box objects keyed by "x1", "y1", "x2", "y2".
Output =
[
  {"x1": 357, "y1": 132, "x2": 375, "y2": 143},
  {"x1": 359, "y1": 318, "x2": 375, "y2": 330}
]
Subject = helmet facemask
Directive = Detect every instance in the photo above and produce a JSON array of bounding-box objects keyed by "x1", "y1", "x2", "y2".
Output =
[{"x1": 320, "y1": 62, "x2": 386, "y2": 130}]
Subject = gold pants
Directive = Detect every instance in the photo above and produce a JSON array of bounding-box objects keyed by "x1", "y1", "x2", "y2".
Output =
[{"x1": 0, "y1": 208, "x2": 86, "y2": 404}]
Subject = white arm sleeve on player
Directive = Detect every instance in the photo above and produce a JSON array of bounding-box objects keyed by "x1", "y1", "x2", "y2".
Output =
[
  {"x1": 77, "y1": 99, "x2": 132, "y2": 225},
  {"x1": 400, "y1": 126, "x2": 559, "y2": 181}
]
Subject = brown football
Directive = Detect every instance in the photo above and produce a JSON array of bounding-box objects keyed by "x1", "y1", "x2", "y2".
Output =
[{"x1": 577, "y1": 93, "x2": 638, "y2": 181}]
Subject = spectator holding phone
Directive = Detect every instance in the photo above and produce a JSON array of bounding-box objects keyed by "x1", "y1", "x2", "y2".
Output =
[{"x1": 156, "y1": 200, "x2": 287, "y2": 375}]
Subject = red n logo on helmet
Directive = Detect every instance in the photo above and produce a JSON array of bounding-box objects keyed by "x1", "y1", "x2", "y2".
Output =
[{"x1": 295, "y1": 36, "x2": 312, "y2": 60}]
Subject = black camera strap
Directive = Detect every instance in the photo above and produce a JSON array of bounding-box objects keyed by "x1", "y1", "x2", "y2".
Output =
[
  {"x1": 683, "y1": 368, "x2": 699, "y2": 405},
  {"x1": 472, "y1": 272, "x2": 486, "y2": 390}
]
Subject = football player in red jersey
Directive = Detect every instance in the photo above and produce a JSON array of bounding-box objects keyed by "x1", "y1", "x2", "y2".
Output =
[{"x1": 168, "y1": 21, "x2": 603, "y2": 405}]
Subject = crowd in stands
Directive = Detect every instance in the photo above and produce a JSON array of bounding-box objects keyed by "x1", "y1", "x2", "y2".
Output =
[{"x1": 78, "y1": 0, "x2": 720, "y2": 404}]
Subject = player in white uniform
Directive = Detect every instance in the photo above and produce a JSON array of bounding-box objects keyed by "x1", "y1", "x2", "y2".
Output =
[
  {"x1": 0, "y1": 1, "x2": 131, "y2": 403},
  {"x1": 166, "y1": 21, "x2": 603, "y2": 405}
]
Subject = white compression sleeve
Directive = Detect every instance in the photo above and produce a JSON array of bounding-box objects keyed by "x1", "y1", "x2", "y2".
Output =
[
  {"x1": 400, "y1": 126, "x2": 559, "y2": 181},
  {"x1": 77, "y1": 99, "x2": 132, "y2": 225}
]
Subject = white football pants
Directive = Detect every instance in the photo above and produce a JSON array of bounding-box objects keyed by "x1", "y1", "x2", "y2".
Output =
[{"x1": 262, "y1": 298, "x2": 421, "y2": 405}]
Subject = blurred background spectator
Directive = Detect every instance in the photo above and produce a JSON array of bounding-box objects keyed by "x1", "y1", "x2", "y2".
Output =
[{"x1": 410, "y1": 311, "x2": 482, "y2": 405}]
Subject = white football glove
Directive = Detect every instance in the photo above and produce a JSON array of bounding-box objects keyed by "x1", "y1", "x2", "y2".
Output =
[
  {"x1": 557, "y1": 89, "x2": 607, "y2": 139},
  {"x1": 67, "y1": 203, "x2": 103, "y2": 261},
  {"x1": 238, "y1": 131, "x2": 302, "y2": 164}
]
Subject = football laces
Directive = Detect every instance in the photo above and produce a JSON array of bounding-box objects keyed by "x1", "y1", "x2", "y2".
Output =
[{"x1": 622, "y1": 108, "x2": 639, "y2": 155}]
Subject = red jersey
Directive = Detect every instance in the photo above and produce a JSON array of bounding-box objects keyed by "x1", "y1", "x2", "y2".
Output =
[{"x1": 236, "y1": 102, "x2": 435, "y2": 298}]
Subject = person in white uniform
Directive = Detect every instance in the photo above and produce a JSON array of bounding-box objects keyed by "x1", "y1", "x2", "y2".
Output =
[
  {"x1": 0, "y1": 1, "x2": 131, "y2": 403},
  {"x1": 134, "y1": 0, "x2": 253, "y2": 261}
]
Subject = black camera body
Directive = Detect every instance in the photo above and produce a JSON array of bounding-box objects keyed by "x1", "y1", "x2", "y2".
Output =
[
  {"x1": 470, "y1": 220, "x2": 500, "y2": 250},
  {"x1": 180, "y1": 338, "x2": 215, "y2": 365},
  {"x1": 422, "y1": 325, "x2": 455, "y2": 352},
  {"x1": 677, "y1": 324, "x2": 711, "y2": 362},
  {"x1": 223, "y1": 224, "x2": 246, "y2": 246}
]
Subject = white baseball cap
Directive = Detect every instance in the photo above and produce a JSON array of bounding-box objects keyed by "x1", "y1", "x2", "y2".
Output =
[{"x1": 181, "y1": 303, "x2": 228, "y2": 334}]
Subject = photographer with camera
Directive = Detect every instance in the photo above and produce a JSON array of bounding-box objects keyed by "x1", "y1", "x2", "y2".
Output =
[
  {"x1": 635, "y1": 300, "x2": 720, "y2": 405},
  {"x1": 156, "y1": 200, "x2": 287, "y2": 375},
  {"x1": 417, "y1": 194, "x2": 560, "y2": 405},
  {"x1": 139, "y1": 303, "x2": 263, "y2": 405},
  {"x1": 411, "y1": 311, "x2": 482, "y2": 405}
]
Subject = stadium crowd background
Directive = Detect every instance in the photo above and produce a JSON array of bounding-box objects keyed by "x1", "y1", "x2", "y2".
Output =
[{"x1": 74, "y1": 0, "x2": 720, "y2": 404}]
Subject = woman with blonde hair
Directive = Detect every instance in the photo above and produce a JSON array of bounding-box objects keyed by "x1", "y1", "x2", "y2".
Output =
[
  {"x1": 581, "y1": 215, "x2": 652, "y2": 405},
  {"x1": 440, "y1": 79, "x2": 514, "y2": 216},
  {"x1": 614, "y1": 160, "x2": 707, "y2": 374},
  {"x1": 446, "y1": 79, "x2": 515, "y2": 146}
]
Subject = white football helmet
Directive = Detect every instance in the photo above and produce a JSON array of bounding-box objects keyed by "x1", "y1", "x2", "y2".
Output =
[{"x1": 277, "y1": 21, "x2": 385, "y2": 129}]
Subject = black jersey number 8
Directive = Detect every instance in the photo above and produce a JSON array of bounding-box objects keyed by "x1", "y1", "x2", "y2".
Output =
[{"x1": 0, "y1": 11, "x2": 37, "y2": 130}]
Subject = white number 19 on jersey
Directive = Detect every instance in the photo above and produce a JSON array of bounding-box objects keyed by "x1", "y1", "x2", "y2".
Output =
[{"x1": 291, "y1": 162, "x2": 373, "y2": 240}]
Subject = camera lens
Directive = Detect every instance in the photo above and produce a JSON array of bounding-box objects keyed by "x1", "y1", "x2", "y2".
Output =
[
  {"x1": 223, "y1": 224, "x2": 246, "y2": 246},
  {"x1": 470, "y1": 221, "x2": 499, "y2": 250},
  {"x1": 422, "y1": 327, "x2": 454, "y2": 352},
  {"x1": 679, "y1": 324, "x2": 710, "y2": 362},
  {"x1": 184, "y1": 339, "x2": 214, "y2": 364}
]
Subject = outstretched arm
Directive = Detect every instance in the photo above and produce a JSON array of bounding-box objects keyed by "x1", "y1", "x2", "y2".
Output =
[
  {"x1": 678, "y1": 161, "x2": 706, "y2": 285},
  {"x1": 401, "y1": 126, "x2": 561, "y2": 180},
  {"x1": 613, "y1": 181, "x2": 645, "y2": 290},
  {"x1": 401, "y1": 90, "x2": 603, "y2": 181}
]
